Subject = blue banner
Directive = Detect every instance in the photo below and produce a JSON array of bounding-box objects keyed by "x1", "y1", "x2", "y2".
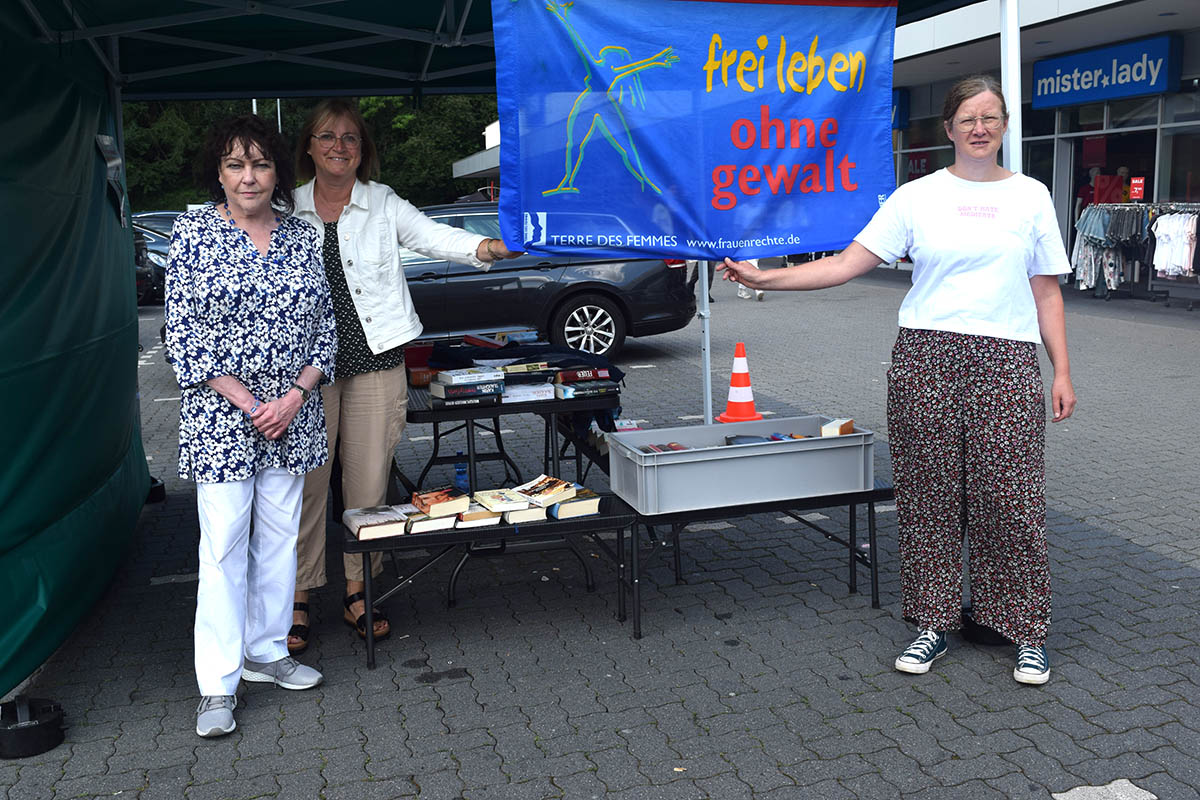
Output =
[
  {"x1": 1033, "y1": 35, "x2": 1181, "y2": 110},
  {"x1": 493, "y1": 0, "x2": 898, "y2": 260}
]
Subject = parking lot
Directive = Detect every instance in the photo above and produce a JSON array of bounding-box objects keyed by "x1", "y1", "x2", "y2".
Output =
[{"x1": 6, "y1": 268, "x2": 1200, "y2": 799}]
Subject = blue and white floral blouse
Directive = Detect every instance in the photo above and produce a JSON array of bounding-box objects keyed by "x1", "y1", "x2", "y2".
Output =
[{"x1": 165, "y1": 206, "x2": 338, "y2": 483}]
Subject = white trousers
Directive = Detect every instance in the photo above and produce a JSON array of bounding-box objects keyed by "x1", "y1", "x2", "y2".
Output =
[{"x1": 195, "y1": 467, "x2": 302, "y2": 696}]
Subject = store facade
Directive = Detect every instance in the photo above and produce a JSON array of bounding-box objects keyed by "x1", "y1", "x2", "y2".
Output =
[{"x1": 893, "y1": 17, "x2": 1199, "y2": 246}]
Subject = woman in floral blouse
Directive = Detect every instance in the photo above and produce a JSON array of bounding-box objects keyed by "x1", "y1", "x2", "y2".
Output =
[{"x1": 165, "y1": 115, "x2": 337, "y2": 738}]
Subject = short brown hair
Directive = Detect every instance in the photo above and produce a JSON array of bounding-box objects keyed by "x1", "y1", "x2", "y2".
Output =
[
  {"x1": 296, "y1": 98, "x2": 380, "y2": 183},
  {"x1": 201, "y1": 114, "x2": 295, "y2": 214},
  {"x1": 942, "y1": 74, "x2": 1008, "y2": 127}
]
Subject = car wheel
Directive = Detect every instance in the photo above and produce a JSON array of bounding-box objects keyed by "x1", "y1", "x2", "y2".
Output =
[{"x1": 549, "y1": 293, "x2": 626, "y2": 358}]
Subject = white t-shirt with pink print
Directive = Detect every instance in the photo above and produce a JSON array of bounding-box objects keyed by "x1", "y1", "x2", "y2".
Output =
[{"x1": 855, "y1": 168, "x2": 1070, "y2": 344}]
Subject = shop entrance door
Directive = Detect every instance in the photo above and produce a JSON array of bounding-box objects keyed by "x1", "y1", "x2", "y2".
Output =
[{"x1": 1070, "y1": 130, "x2": 1156, "y2": 214}]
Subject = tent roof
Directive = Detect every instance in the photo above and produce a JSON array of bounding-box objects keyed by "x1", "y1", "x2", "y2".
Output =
[{"x1": 20, "y1": 0, "x2": 980, "y2": 100}]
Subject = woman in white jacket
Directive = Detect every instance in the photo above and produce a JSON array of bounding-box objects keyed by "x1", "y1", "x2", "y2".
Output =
[{"x1": 290, "y1": 99, "x2": 520, "y2": 650}]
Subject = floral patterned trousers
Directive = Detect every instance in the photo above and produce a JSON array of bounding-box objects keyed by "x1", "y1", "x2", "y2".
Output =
[{"x1": 887, "y1": 328, "x2": 1051, "y2": 647}]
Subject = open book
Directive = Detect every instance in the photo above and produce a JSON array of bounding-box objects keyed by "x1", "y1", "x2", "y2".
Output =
[{"x1": 512, "y1": 474, "x2": 576, "y2": 508}]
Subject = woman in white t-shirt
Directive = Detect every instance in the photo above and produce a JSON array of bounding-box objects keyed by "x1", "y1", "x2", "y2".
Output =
[{"x1": 720, "y1": 75, "x2": 1075, "y2": 686}]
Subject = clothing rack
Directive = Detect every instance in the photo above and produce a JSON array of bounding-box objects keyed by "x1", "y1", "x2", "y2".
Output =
[
  {"x1": 1074, "y1": 202, "x2": 1200, "y2": 309},
  {"x1": 1142, "y1": 202, "x2": 1200, "y2": 310}
]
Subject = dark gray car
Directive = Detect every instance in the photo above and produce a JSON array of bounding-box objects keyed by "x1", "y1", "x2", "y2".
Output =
[{"x1": 400, "y1": 202, "x2": 696, "y2": 359}]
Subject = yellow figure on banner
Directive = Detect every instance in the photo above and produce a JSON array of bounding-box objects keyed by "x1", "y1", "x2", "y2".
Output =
[{"x1": 542, "y1": 1, "x2": 679, "y2": 196}]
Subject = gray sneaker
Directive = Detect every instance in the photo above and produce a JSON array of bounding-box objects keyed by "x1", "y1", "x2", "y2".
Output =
[
  {"x1": 242, "y1": 656, "x2": 323, "y2": 690},
  {"x1": 196, "y1": 695, "x2": 236, "y2": 737}
]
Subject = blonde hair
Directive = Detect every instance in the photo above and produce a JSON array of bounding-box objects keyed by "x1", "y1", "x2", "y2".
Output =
[{"x1": 295, "y1": 98, "x2": 380, "y2": 182}]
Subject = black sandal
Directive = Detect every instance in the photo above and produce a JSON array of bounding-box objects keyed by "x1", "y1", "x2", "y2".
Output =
[
  {"x1": 288, "y1": 602, "x2": 310, "y2": 654},
  {"x1": 343, "y1": 592, "x2": 390, "y2": 641}
]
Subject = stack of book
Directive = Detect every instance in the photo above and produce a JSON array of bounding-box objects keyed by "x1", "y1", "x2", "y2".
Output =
[
  {"x1": 430, "y1": 367, "x2": 505, "y2": 409},
  {"x1": 475, "y1": 479, "x2": 601, "y2": 522},
  {"x1": 473, "y1": 486, "x2": 545, "y2": 523},
  {"x1": 455, "y1": 501, "x2": 503, "y2": 529},
  {"x1": 405, "y1": 486, "x2": 470, "y2": 533},
  {"x1": 552, "y1": 366, "x2": 621, "y2": 400}
]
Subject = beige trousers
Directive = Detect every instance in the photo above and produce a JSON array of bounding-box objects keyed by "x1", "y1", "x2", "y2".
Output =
[{"x1": 296, "y1": 365, "x2": 407, "y2": 591}]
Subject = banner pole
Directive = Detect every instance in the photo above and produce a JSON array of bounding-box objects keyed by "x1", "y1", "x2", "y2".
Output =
[{"x1": 701, "y1": 261, "x2": 714, "y2": 424}]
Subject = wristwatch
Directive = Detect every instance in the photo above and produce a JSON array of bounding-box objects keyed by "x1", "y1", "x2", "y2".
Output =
[{"x1": 291, "y1": 383, "x2": 311, "y2": 402}]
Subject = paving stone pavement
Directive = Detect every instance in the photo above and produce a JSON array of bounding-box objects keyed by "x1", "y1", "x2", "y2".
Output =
[{"x1": 5, "y1": 270, "x2": 1199, "y2": 799}]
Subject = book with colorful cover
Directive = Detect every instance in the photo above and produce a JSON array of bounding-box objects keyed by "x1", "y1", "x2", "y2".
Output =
[
  {"x1": 411, "y1": 486, "x2": 470, "y2": 518},
  {"x1": 342, "y1": 504, "x2": 410, "y2": 540},
  {"x1": 433, "y1": 366, "x2": 505, "y2": 385},
  {"x1": 554, "y1": 379, "x2": 621, "y2": 399},
  {"x1": 430, "y1": 380, "x2": 504, "y2": 398},
  {"x1": 512, "y1": 474, "x2": 576, "y2": 507},
  {"x1": 405, "y1": 511, "x2": 458, "y2": 534},
  {"x1": 554, "y1": 367, "x2": 611, "y2": 383},
  {"x1": 501, "y1": 383, "x2": 556, "y2": 404},
  {"x1": 502, "y1": 505, "x2": 547, "y2": 523},
  {"x1": 548, "y1": 486, "x2": 602, "y2": 519},
  {"x1": 473, "y1": 488, "x2": 530, "y2": 512}
]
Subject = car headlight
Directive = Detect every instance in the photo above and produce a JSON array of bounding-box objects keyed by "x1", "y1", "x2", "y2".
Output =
[{"x1": 148, "y1": 252, "x2": 167, "y2": 267}]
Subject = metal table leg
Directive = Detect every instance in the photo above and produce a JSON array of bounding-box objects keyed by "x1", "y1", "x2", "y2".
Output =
[
  {"x1": 363, "y1": 552, "x2": 376, "y2": 669},
  {"x1": 616, "y1": 525, "x2": 627, "y2": 622},
  {"x1": 868, "y1": 502, "x2": 880, "y2": 609},
  {"x1": 848, "y1": 503, "x2": 858, "y2": 594},
  {"x1": 632, "y1": 522, "x2": 642, "y2": 639},
  {"x1": 565, "y1": 536, "x2": 596, "y2": 592},
  {"x1": 416, "y1": 421, "x2": 442, "y2": 489}
]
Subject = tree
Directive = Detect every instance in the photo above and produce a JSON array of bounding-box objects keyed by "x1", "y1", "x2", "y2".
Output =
[
  {"x1": 362, "y1": 94, "x2": 497, "y2": 205},
  {"x1": 123, "y1": 95, "x2": 496, "y2": 211}
]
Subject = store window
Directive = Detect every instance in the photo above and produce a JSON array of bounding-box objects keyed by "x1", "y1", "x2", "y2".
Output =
[
  {"x1": 1109, "y1": 96, "x2": 1159, "y2": 128},
  {"x1": 1159, "y1": 124, "x2": 1200, "y2": 202},
  {"x1": 1164, "y1": 80, "x2": 1200, "y2": 124},
  {"x1": 1024, "y1": 141, "x2": 1054, "y2": 190},
  {"x1": 1062, "y1": 102, "x2": 1105, "y2": 133},
  {"x1": 899, "y1": 148, "x2": 953, "y2": 185},
  {"x1": 904, "y1": 116, "x2": 947, "y2": 150},
  {"x1": 1022, "y1": 102, "x2": 1055, "y2": 137}
]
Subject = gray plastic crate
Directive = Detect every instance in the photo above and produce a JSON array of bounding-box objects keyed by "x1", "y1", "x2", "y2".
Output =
[{"x1": 607, "y1": 416, "x2": 874, "y2": 515}]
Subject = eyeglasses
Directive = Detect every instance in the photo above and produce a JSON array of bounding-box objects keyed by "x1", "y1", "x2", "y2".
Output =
[
  {"x1": 954, "y1": 115, "x2": 1005, "y2": 132},
  {"x1": 312, "y1": 132, "x2": 361, "y2": 149}
]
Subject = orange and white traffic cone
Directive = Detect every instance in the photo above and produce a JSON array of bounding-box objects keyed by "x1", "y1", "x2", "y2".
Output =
[{"x1": 716, "y1": 342, "x2": 763, "y2": 423}]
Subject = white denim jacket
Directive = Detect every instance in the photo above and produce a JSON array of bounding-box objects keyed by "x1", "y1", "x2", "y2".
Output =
[{"x1": 294, "y1": 179, "x2": 489, "y2": 354}]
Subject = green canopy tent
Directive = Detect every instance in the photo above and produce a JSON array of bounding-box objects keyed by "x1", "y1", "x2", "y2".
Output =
[{"x1": 1, "y1": 0, "x2": 988, "y2": 697}]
